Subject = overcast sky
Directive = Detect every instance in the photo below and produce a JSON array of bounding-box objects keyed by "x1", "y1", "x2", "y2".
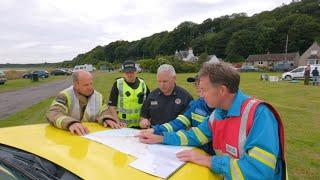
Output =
[{"x1": 0, "y1": 0, "x2": 292, "y2": 64}]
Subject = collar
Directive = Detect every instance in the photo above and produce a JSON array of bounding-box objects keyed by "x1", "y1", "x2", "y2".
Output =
[
  {"x1": 124, "y1": 77, "x2": 138, "y2": 85},
  {"x1": 202, "y1": 97, "x2": 215, "y2": 112},
  {"x1": 157, "y1": 84, "x2": 177, "y2": 96}
]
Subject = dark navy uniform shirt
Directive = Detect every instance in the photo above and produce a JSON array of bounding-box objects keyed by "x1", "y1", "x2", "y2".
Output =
[{"x1": 140, "y1": 85, "x2": 193, "y2": 125}]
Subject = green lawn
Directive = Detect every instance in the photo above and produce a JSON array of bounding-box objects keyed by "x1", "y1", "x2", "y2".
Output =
[
  {"x1": 0, "y1": 71, "x2": 319, "y2": 179},
  {"x1": 0, "y1": 75, "x2": 67, "y2": 93}
]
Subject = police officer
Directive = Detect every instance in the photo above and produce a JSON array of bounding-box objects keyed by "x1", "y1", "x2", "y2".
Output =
[
  {"x1": 46, "y1": 70, "x2": 120, "y2": 136},
  {"x1": 107, "y1": 60, "x2": 150, "y2": 128},
  {"x1": 140, "y1": 64, "x2": 193, "y2": 128}
]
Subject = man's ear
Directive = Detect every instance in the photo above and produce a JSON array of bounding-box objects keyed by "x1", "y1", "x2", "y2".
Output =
[
  {"x1": 73, "y1": 82, "x2": 78, "y2": 89},
  {"x1": 220, "y1": 85, "x2": 229, "y2": 96}
]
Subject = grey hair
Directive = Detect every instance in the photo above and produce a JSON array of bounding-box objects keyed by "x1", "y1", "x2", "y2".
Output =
[
  {"x1": 72, "y1": 71, "x2": 80, "y2": 83},
  {"x1": 157, "y1": 64, "x2": 176, "y2": 77}
]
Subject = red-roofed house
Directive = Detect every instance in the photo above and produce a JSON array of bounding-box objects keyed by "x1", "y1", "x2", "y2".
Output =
[{"x1": 246, "y1": 52, "x2": 300, "y2": 68}]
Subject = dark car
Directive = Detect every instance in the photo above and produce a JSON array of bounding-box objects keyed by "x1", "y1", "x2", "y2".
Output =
[
  {"x1": 0, "y1": 71, "x2": 7, "y2": 85},
  {"x1": 50, "y1": 69, "x2": 71, "y2": 76},
  {"x1": 269, "y1": 63, "x2": 294, "y2": 72},
  {"x1": 239, "y1": 66, "x2": 260, "y2": 72},
  {"x1": 61, "y1": 68, "x2": 73, "y2": 74},
  {"x1": 22, "y1": 70, "x2": 49, "y2": 78}
]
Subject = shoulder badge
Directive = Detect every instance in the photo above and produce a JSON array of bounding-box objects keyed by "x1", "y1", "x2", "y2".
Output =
[{"x1": 55, "y1": 96, "x2": 67, "y2": 105}]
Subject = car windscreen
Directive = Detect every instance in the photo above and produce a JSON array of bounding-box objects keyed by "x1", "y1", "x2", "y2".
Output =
[
  {"x1": 292, "y1": 67, "x2": 304, "y2": 73},
  {"x1": 0, "y1": 144, "x2": 81, "y2": 180}
]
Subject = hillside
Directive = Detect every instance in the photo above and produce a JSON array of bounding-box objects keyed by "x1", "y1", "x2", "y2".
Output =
[{"x1": 69, "y1": 0, "x2": 320, "y2": 65}]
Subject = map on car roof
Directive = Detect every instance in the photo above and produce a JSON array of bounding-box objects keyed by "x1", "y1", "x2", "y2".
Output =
[{"x1": 83, "y1": 128, "x2": 191, "y2": 179}]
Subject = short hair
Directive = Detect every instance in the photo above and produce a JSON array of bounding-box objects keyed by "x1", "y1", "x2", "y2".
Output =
[
  {"x1": 157, "y1": 64, "x2": 176, "y2": 77},
  {"x1": 199, "y1": 62, "x2": 240, "y2": 93},
  {"x1": 72, "y1": 71, "x2": 80, "y2": 83}
]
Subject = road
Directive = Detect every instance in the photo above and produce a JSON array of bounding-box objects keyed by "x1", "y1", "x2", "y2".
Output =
[{"x1": 0, "y1": 78, "x2": 72, "y2": 119}]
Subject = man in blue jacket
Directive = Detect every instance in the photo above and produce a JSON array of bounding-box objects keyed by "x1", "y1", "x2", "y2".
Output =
[
  {"x1": 137, "y1": 62, "x2": 286, "y2": 179},
  {"x1": 141, "y1": 75, "x2": 215, "y2": 154}
]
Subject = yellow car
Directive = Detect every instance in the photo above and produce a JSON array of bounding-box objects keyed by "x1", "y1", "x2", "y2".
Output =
[{"x1": 0, "y1": 123, "x2": 221, "y2": 179}]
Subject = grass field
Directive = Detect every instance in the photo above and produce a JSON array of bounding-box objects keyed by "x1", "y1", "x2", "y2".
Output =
[
  {"x1": 0, "y1": 71, "x2": 319, "y2": 179},
  {"x1": 0, "y1": 75, "x2": 67, "y2": 93}
]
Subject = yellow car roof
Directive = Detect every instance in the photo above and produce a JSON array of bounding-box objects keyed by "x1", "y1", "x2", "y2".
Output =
[{"x1": 0, "y1": 123, "x2": 221, "y2": 180}]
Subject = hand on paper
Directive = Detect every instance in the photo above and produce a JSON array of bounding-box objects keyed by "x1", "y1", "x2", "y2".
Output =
[
  {"x1": 140, "y1": 118, "x2": 150, "y2": 129},
  {"x1": 176, "y1": 150, "x2": 211, "y2": 168},
  {"x1": 140, "y1": 128, "x2": 154, "y2": 134},
  {"x1": 137, "y1": 133, "x2": 163, "y2": 144},
  {"x1": 104, "y1": 120, "x2": 126, "y2": 129}
]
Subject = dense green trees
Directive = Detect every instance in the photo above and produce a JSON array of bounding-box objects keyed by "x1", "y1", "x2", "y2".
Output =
[{"x1": 70, "y1": 0, "x2": 320, "y2": 65}]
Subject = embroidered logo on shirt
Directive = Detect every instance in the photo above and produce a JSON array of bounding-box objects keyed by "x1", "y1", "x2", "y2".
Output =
[
  {"x1": 226, "y1": 144, "x2": 238, "y2": 157},
  {"x1": 175, "y1": 98, "x2": 181, "y2": 104},
  {"x1": 151, "y1": 101, "x2": 158, "y2": 105}
]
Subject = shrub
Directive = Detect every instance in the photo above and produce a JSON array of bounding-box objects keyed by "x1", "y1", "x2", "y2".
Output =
[
  {"x1": 138, "y1": 56, "x2": 198, "y2": 73},
  {"x1": 4, "y1": 70, "x2": 27, "y2": 80}
]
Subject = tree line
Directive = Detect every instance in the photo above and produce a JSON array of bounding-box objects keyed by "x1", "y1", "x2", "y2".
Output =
[{"x1": 64, "y1": 0, "x2": 320, "y2": 66}]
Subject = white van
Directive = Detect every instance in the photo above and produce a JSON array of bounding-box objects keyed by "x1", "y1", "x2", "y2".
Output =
[
  {"x1": 73, "y1": 64, "x2": 94, "y2": 72},
  {"x1": 282, "y1": 65, "x2": 320, "y2": 80},
  {"x1": 135, "y1": 63, "x2": 142, "y2": 73}
]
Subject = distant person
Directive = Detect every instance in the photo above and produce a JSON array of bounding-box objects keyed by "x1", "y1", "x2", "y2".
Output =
[
  {"x1": 107, "y1": 60, "x2": 150, "y2": 128},
  {"x1": 311, "y1": 67, "x2": 319, "y2": 86},
  {"x1": 141, "y1": 74, "x2": 215, "y2": 154},
  {"x1": 140, "y1": 64, "x2": 193, "y2": 129},
  {"x1": 46, "y1": 70, "x2": 122, "y2": 136},
  {"x1": 137, "y1": 62, "x2": 287, "y2": 179},
  {"x1": 304, "y1": 65, "x2": 311, "y2": 85}
]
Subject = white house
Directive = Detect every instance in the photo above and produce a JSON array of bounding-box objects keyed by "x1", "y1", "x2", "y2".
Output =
[{"x1": 175, "y1": 48, "x2": 198, "y2": 62}]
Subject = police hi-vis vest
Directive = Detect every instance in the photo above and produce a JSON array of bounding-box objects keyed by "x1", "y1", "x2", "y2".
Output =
[
  {"x1": 116, "y1": 78, "x2": 147, "y2": 127},
  {"x1": 60, "y1": 86, "x2": 104, "y2": 121},
  {"x1": 209, "y1": 98, "x2": 287, "y2": 179}
]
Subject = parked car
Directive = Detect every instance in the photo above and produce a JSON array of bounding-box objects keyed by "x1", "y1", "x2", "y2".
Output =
[
  {"x1": 0, "y1": 71, "x2": 7, "y2": 85},
  {"x1": 50, "y1": 69, "x2": 71, "y2": 76},
  {"x1": 61, "y1": 68, "x2": 73, "y2": 74},
  {"x1": 22, "y1": 72, "x2": 31, "y2": 78},
  {"x1": 22, "y1": 70, "x2": 49, "y2": 78},
  {"x1": 0, "y1": 123, "x2": 215, "y2": 179},
  {"x1": 281, "y1": 64, "x2": 320, "y2": 80},
  {"x1": 239, "y1": 66, "x2": 260, "y2": 72},
  {"x1": 269, "y1": 63, "x2": 294, "y2": 72}
]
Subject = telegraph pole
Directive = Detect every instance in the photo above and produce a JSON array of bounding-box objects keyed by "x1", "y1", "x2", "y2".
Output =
[{"x1": 285, "y1": 34, "x2": 288, "y2": 62}]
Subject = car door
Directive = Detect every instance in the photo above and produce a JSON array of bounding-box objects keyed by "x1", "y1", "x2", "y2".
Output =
[{"x1": 290, "y1": 67, "x2": 305, "y2": 79}]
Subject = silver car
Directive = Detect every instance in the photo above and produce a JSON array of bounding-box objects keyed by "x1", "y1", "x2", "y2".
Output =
[{"x1": 0, "y1": 71, "x2": 7, "y2": 85}]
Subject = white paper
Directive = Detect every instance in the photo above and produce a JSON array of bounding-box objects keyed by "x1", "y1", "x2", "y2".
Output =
[
  {"x1": 83, "y1": 128, "x2": 191, "y2": 179},
  {"x1": 86, "y1": 128, "x2": 140, "y2": 137},
  {"x1": 129, "y1": 153, "x2": 186, "y2": 179}
]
